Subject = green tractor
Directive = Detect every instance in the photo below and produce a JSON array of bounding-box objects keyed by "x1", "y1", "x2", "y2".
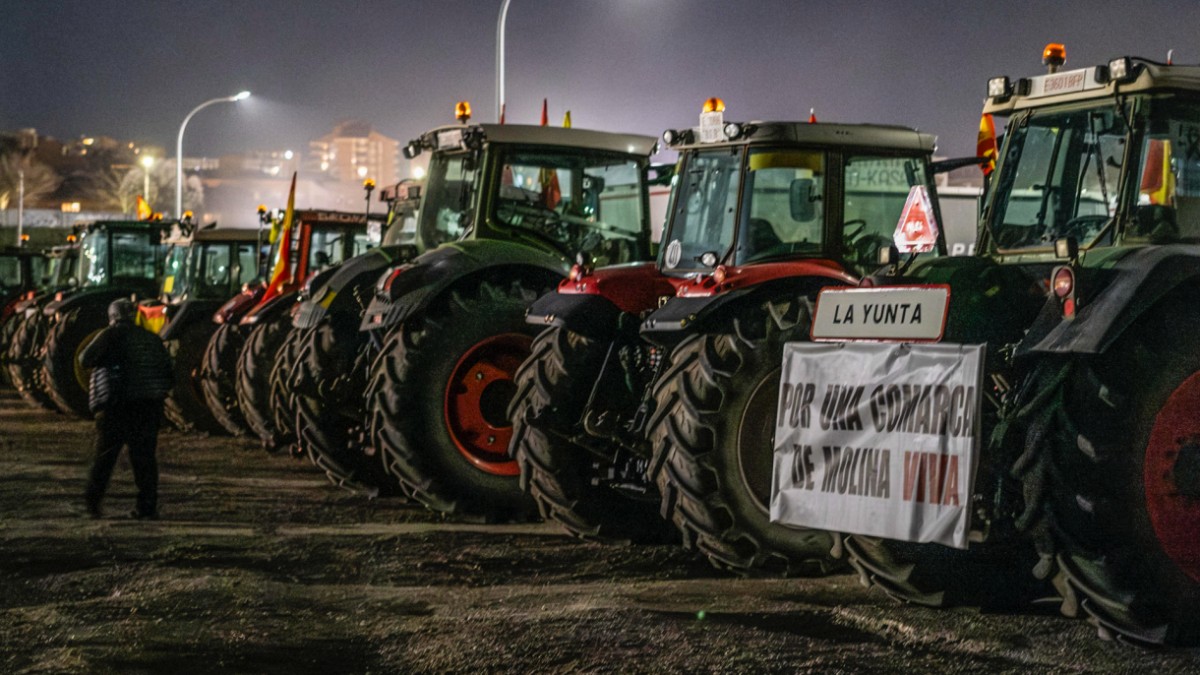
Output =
[
  {"x1": 356, "y1": 110, "x2": 658, "y2": 517},
  {"x1": 774, "y1": 46, "x2": 1200, "y2": 644},
  {"x1": 136, "y1": 222, "x2": 265, "y2": 433},
  {"x1": 0, "y1": 245, "x2": 51, "y2": 386},
  {"x1": 3, "y1": 242, "x2": 79, "y2": 407},
  {"x1": 39, "y1": 219, "x2": 173, "y2": 417}
]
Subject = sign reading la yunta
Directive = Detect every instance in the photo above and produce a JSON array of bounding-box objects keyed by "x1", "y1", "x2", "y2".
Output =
[{"x1": 770, "y1": 342, "x2": 985, "y2": 549}]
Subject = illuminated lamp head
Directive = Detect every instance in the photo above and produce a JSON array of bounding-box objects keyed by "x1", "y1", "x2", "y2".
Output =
[{"x1": 1043, "y1": 43, "x2": 1066, "y2": 73}]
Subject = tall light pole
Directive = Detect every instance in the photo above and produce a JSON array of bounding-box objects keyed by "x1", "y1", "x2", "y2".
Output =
[
  {"x1": 496, "y1": 0, "x2": 512, "y2": 122},
  {"x1": 175, "y1": 90, "x2": 250, "y2": 218}
]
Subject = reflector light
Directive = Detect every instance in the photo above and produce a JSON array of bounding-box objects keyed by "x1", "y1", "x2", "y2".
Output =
[
  {"x1": 712, "y1": 265, "x2": 728, "y2": 284},
  {"x1": 698, "y1": 251, "x2": 719, "y2": 268},
  {"x1": 702, "y1": 97, "x2": 725, "y2": 113},
  {"x1": 455, "y1": 101, "x2": 472, "y2": 122},
  {"x1": 1043, "y1": 43, "x2": 1066, "y2": 68},
  {"x1": 1062, "y1": 297, "x2": 1076, "y2": 319},
  {"x1": 1052, "y1": 267, "x2": 1074, "y2": 298}
]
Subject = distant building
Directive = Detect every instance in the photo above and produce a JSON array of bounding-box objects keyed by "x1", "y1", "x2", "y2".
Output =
[{"x1": 308, "y1": 120, "x2": 399, "y2": 187}]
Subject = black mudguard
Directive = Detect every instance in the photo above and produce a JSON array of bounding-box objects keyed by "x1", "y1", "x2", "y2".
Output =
[
  {"x1": 159, "y1": 299, "x2": 223, "y2": 341},
  {"x1": 44, "y1": 282, "x2": 159, "y2": 318},
  {"x1": 525, "y1": 292, "x2": 637, "y2": 341},
  {"x1": 242, "y1": 291, "x2": 299, "y2": 327},
  {"x1": 1017, "y1": 244, "x2": 1200, "y2": 356},
  {"x1": 294, "y1": 245, "x2": 416, "y2": 330},
  {"x1": 359, "y1": 240, "x2": 566, "y2": 333}
]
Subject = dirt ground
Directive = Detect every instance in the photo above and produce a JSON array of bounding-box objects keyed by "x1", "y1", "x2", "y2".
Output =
[{"x1": 1, "y1": 391, "x2": 1198, "y2": 674}]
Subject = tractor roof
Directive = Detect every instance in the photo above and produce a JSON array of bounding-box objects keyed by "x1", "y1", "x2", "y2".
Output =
[
  {"x1": 984, "y1": 61, "x2": 1200, "y2": 116},
  {"x1": 416, "y1": 124, "x2": 657, "y2": 158},
  {"x1": 670, "y1": 120, "x2": 935, "y2": 155}
]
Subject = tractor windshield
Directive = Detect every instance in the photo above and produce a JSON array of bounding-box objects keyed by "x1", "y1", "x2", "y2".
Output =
[
  {"x1": 0, "y1": 255, "x2": 20, "y2": 291},
  {"x1": 491, "y1": 148, "x2": 646, "y2": 267},
  {"x1": 989, "y1": 103, "x2": 1127, "y2": 251},
  {"x1": 418, "y1": 150, "x2": 479, "y2": 248},
  {"x1": 661, "y1": 147, "x2": 740, "y2": 272},
  {"x1": 841, "y1": 154, "x2": 933, "y2": 269},
  {"x1": 79, "y1": 229, "x2": 162, "y2": 287},
  {"x1": 162, "y1": 244, "x2": 190, "y2": 300}
]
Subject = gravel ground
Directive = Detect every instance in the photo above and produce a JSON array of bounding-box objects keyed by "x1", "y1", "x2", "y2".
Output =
[{"x1": 1, "y1": 390, "x2": 1198, "y2": 674}]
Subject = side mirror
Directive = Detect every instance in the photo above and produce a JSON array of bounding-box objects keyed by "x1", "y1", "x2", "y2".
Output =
[{"x1": 789, "y1": 178, "x2": 816, "y2": 222}]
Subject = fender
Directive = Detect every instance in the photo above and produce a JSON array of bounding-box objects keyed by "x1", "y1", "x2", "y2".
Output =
[
  {"x1": 44, "y1": 282, "x2": 159, "y2": 318},
  {"x1": 527, "y1": 262, "x2": 681, "y2": 340},
  {"x1": 213, "y1": 285, "x2": 264, "y2": 325},
  {"x1": 360, "y1": 240, "x2": 567, "y2": 332},
  {"x1": 1018, "y1": 244, "x2": 1200, "y2": 356},
  {"x1": 158, "y1": 299, "x2": 225, "y2": 341},
  {"x1": 640, "y1": 260, "x2": 856, "y2": 342},
  {"x1": 294, "y1": 245, "x2": 417, "y2": 330},
  {"x1": 240, "y1": 290, "x2": 299, "y2": 326}
]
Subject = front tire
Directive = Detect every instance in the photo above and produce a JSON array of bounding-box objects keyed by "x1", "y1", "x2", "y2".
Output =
[
  {"x1": 6, "y1": 310, "x2": 56, "y2": 410},
  {"x1": 368, "y1": 280, "x2": 543, "y2": 519},
  {"x1": 646, "y1": 301, "x2": 839, "y2": 576},
  {"x1": 42, "y1": 307, "x2": 107, "y2": 417},
  {"x1": 236, "y1": 316, "x2": 292, "y2": 450},
  {"x1": 163, "y1": 321, "x2": 226, "y2": 434}
]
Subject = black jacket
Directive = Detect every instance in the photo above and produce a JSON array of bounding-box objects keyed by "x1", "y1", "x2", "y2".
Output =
[{"x1": 80, "y1": 320, "x2": 174, "y2": 410}]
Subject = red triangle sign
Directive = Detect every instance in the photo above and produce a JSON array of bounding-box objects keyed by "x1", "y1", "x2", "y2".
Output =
[{"x1": 893, "y1": 185, "x2": 939, "y2": 254}]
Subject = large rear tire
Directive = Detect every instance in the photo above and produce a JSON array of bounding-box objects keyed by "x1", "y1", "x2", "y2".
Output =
[
  {"x1": 236, "y1": 316, "x2": 292, "y2": 450},
  {"x1": 42, "y1": 307, "x2": 107, "y2": 418},
  {"x1": 368, "y1": 280, "x2": 542, "y2": 519},
  {"x1": 646, "y1": 304, "x2": 839, "y2": 576},
  {"x1": 0, "y1": 313, "x2": 20, "y2": 387},
  {"x1": 293, "y1": 316, "x2": 398, "y2": 494},
  {"x1": 163, "y1": 321, "x2": 227, "y2": 434},
  {"x1": 509, "y1": 327, "x2": 675, "y2": 543},
  {"x1": 266, "y1": 326, "x2": 304, "y2": 454},
  {"x1": 1037, "y1": 303, "x2": 1200, "y2": 645},
  {"x1": 199, "y1": 322, "x2": 248, "y2": 435},
  {"x1": 6, "y1": 310, "x2": 56, "y2": 410}
]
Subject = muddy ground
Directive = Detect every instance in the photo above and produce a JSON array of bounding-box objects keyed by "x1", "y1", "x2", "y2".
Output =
[{"x1": 1, "y1": 391, "x2": 1197, "y2": 674}]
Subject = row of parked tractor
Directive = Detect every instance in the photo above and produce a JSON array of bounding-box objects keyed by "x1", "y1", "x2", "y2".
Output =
[{"x1": 4, "y1": 45, "x2": 1199, "y2": 646}]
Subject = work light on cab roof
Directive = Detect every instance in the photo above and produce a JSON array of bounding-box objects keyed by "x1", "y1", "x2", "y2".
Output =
[{"x1": 987, "y1": 43, "x2": 1150, "y2": 104}]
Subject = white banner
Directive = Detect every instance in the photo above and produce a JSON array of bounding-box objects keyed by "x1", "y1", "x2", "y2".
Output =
[{"x1": 769, "y1": 342, "x2": 985, "y2": 549}]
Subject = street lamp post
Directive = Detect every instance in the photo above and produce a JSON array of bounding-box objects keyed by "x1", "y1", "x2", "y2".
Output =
[
  {"x1": 175, "y1": 90, "x2": 250, "y2": 218},
  {"x1": 496, "y1": 0, "x2": 512, "y2": 122}
]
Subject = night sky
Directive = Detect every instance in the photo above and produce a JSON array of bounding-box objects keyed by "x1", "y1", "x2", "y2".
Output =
[{"x1": 4, "y1": 0, "x2": 1200, "y2": 161}]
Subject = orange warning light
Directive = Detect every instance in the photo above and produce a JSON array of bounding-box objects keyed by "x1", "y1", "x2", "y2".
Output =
[
  {"x1": 702, "y1": 97, "x2": 725, "y2": 114},
  {"x1": 1043, "y1": 43, "x2": 1066, "y2": 68},
  {"x1": 455, "y1": 101, "x2": 472, "y2": 122}
]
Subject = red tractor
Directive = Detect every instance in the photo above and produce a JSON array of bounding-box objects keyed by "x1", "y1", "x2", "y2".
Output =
[
  {"x1": 198, "y1": 208, "x2": 377, "y2": 441},
  {"x1": 512, "y1": 100, "x2": 956, "y2": 570}
]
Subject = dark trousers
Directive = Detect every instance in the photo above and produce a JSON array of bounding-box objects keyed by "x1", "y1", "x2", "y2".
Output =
[{"x1": 86, "y1": 400, "x2": 164, "y2": 516}]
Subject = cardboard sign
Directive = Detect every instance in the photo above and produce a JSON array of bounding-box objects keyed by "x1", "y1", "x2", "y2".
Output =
[{"x1": 770, "y1": 342, "x2": 985, "y2": 549}]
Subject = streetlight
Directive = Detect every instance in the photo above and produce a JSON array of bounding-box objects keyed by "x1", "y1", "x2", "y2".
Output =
[
  {"x1": 175, "y1": 90, "x2": 250, "y2": 217},
  {"x1": 496, "y1": 0, "x2": 512, "y2": 122},
  {"x1": 140, "y1": 155, "x2": 155, "y2": 209}
]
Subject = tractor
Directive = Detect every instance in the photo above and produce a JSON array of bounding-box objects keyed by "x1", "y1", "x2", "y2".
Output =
[
  {"x1": 198, "y1": 208, "x2": 378, "y2": 441},
  {"x1": 136, "y1": 222, "x2": 265, "y2": 433},
  {"x1": 777, "y1": 45, "x2": 1200, "y2": 645},
  {"x1": 357, "y1": 107, "x2": 658, "y2": 518},
  {"x1": 39, "y1": 219, "x2": 174, "y2": 417},
  {"x1": 3, "y1": 243, "x2": 79, "y2": 406}
]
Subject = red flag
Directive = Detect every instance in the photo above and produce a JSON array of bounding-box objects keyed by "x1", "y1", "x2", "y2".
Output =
[
  {"x1": 540, "y1": 99, "x2": 548, "y2": 126},
  {"x1": 977, "y1": 114, "x2": 998, "y2": 177},
  {"x1": 262, "y1": 172, "x2": 297, "y2": 303}
]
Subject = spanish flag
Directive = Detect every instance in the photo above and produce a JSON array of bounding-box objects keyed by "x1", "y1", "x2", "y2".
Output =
[
  {"x1": 263, "y1": 173, "x2": 296, "y2": 303},
  {"x1": 1140, "y1": 139, "x2": 1174, "y2": 205},
  {"x1": 977, "y1": 114, "x2": 998, "y2": 177},
  {"x1": 136, "y1": 195, "x2": 153, "y2": 220}
]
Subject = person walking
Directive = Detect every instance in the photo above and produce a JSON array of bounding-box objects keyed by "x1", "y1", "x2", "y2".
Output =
[{"x1": 80, "y1": 298, "x2": 174, "y2": 519}]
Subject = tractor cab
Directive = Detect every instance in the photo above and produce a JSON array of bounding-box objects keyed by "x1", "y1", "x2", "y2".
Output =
[{"x1": 0, "y1": 246, "x2": 49, "y2": 323}]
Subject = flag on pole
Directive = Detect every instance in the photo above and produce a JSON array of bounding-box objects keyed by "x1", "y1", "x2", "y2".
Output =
[
  {"x1": 263, "y1": 172, "x2": 297, "y2": 302},
  {"x1": 136, "y1": 196, "x2": 152, "y2": 220},
  {"x1": 540, "y1": 99, "x2": 548, "y2": 126},
  {"x1": 977, "y1": 114, "x2": 998, "y2": 177},
  {"x1": 563, "y1": 111, "x2": 572, "y2": 128},
  {"x1": 808, "y1": 108, "x2": 817, "y2": 124},
  {"x1": 500, "y1": 103, "x2": 506, "y2": 125}
]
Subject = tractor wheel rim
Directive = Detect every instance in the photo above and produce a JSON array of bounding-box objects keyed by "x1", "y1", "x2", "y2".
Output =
[
  {"x1": 737, "y1": 368, "x2": 780, "y2": 514},
  {"x1": 72, "y1": 328, "x2": 105, "y2": 392},
  {"x1": 443, "y1": 332, "x2": 531, "y2": 477},
  {"x1": 1144, "y1": 370, "x2": 1200, "y2": 583}
]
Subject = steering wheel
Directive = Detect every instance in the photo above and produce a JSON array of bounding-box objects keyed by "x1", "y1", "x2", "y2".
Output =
[
  {"x1": 1049, "y1": 214, "x2": 1108, "y2": 242},
  {"x1": 842, "y1": 219, "x2": 868, "y2": 243}
]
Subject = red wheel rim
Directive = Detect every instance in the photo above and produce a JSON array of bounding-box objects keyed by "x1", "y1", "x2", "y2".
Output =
[
  {"x1": 1144, "y1": 371, "x2": 1200, "y2": 583},
  {"x1": 443, "y1": 332, "x2": 531, "y2": 477}
]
